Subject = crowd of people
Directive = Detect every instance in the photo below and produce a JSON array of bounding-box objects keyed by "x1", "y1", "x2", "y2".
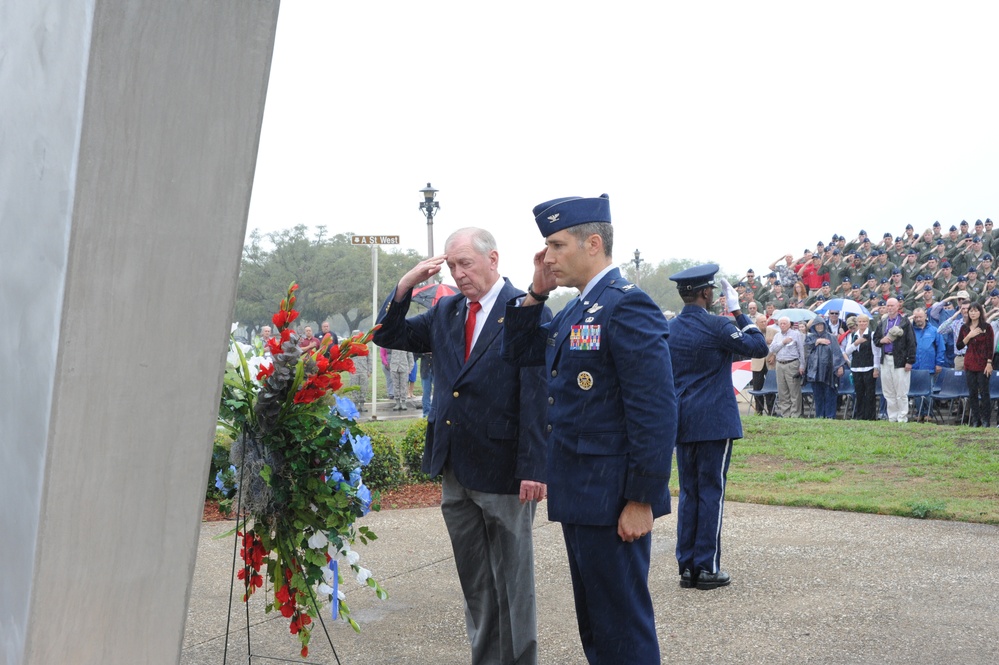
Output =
[{"x1": 725, "y1": 219, "x2": 999, "y2": 427}]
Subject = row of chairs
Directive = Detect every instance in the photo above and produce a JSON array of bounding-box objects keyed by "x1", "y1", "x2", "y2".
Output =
[{"x1": 746, "y1": 367, "x2": 999, "y2": 422}]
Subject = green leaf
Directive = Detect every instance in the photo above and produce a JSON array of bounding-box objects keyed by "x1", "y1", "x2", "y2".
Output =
[{"x1": 260, "y1": 464, "x2": 272, "y2": 485}]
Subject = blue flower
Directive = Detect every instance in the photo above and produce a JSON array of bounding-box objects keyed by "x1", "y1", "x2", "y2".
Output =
[
  {"x1": 329, "y1": 467, "x2": 345, "y2": 484},
  {"x1": 356, "y1": 482, "x2": 372, "y2": 516},
  {"x1": 349, "y1": 467, "x2": 362, "y2": 487},
  {"x1": 333, "y1": 395, "x2": 360, "y2": 422},
  {"x1": 215, "y1": 465, "x2": 237, "y2": 492},
  {"x1": 352, "y1": 434, "x2": 374, "y2": 467}
]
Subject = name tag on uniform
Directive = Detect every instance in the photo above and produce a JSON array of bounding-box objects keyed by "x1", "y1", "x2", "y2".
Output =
[{"x1": 570, "y1": 325, "x2": 601, "y2": 350}]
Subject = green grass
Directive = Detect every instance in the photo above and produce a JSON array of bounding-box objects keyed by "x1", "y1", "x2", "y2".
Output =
[{"x1": 669, "y1": 417, "x2": 999, "y2": 524}]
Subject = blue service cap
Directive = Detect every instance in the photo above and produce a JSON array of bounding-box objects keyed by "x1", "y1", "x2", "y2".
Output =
[
  {"x1": 950, "y1": 225, "x2": 958, "y2": 231},
  {"x1": 906, "y1": 224, "x2": 914, "y2": 230},
  {"x1": 859, "y1": 229, "x2": 867, "y2": 235},
  {"x1": 923, "y1": 285, "x2": 933, "y2": 291},
  {"x1": 669, "y1": 263, "x2": 719, "y2": 293},
  {"x1": 533, "y1": 194, "x2": 611, "y2": 237},
  {"x1": 957, "y1": 275, "x2": 968, "y2": 282},
  {"x1": 880, "y1": 278, "x2": 889, "y2": 284},
  {"x1": 975, "y1": 219, "x2": 984, "y2": 226},
  {"x1": 891, "y1": 267, "x2": 901, "y2": 274},
  {"x1": 987, "y1": 273, "x2": 997, "y2": 280},
  {"x1": 907, "y1": 248, "x2": 917, "y2": 254},
  {"x1": 883, "y1": 232, "x2": 892, "y2": 238},
  {"x1": 967, "y1": 265, "x2": 978, "y2": 273},
  {"x1": 933, "y1": 220, "x2": 941, "y2": 227},
  {"x1": 973, "y1": 236, "x2": 982, "y2": 243},
  {"x1": 984, "y1": 255, "x2": 993, "y2": 261},
  {"x1": 851, "y1": 283, "x2": 861, "y2": 289},
  {"x1": 833, "y1": 248, "x2": 841, "y2": 255},
  {"x1": 941, "y1": 261, "x2": 951, "y2": 268},
  {"x1": 960, "y1": 219, "x2": 969, "y2": 226},
  {"x1": 766, "y1": 271, "x2": 777, "y2": 278},
  {"x1": 936, "y1": 238, "x2": 945, "y2": 244},
  {"x1": 990, "y1": 289, "x2": 999, "y2": 296},
  {"x1": 928, "y1": 254, "x2": 938, "y2": 260},
  {"x1": 822, "y1": 280, "x2": 830, "y2": 286},
  {"x1": 842, "y1": 276, "x2": 851, "y2": 282}
]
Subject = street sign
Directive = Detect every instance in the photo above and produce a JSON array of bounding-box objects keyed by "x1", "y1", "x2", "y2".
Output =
[{"x1": 351, "y1": 235, "x2": 400, "y2": 245}]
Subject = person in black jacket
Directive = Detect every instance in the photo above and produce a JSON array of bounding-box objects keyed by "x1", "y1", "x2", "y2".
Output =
[{"x1": 873, "y1": 298, "x2": 917, "y2": 422}]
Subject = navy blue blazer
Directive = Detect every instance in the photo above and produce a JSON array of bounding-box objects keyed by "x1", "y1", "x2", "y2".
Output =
[
  {"x1": 503, "y1": 268, "x2": 676, "y2": 526},
  {"x1": 668, "y1": 305, "x2": 769, "y2": 444},
  {"x1": 373, "y1": 278, "x2": 550, "y2": 495}
]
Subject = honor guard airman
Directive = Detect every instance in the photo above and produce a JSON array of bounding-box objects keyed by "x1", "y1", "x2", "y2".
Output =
[{"x1": 668, "y1": 263, "x2": 768, "y2": 591}]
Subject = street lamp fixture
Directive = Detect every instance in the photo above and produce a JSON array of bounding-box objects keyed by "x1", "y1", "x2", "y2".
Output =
[
  {"x1": 419, "y1": 183, "x2": 439, "y2": 257},
  {"x1": 633, "y1": 249, "x2": 642, "y2": 275}
]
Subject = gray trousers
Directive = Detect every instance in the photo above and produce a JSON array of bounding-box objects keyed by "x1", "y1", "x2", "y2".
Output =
[
  {"x1": 775, "y1": 359, "x2": 802, "y2": 418},
  {"x1": 441, "y1": 467, "x2": 538, "y2": 665}
]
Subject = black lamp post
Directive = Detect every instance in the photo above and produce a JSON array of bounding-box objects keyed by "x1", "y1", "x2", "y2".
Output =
[
  {"x1": 633, "y1": 249, "x2": 642, "y2": 284},
  {"x1": 419, "y1": 183, "x2": 439, "y2": 257}
]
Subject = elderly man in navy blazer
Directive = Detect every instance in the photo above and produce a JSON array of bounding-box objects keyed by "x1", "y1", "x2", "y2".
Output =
[
  {"x1": 668, "y1": 264, "x2": 768, "y2": 590},
  {"x1": 374, "y1": 227, "x2": 550, "y2": 665},
  {"x1": 503, "y1": 194, "x2": 676, "y2": 664}
]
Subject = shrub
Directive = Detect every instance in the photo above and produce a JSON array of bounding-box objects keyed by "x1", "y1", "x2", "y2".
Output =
[
  {"x1": 208, "y1": 430, "x2": 234, "y2": 498},
  {"x1": 400, "y1": 418, "x2": 438, "y2": 483},
  {"x1": 360, "y1": 431, "x2": 405, "y2": 491}
]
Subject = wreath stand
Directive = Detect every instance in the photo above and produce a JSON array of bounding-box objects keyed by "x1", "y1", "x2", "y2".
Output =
[{"x1": 220, "y1": 440, "x2": 343, "y2": 665}]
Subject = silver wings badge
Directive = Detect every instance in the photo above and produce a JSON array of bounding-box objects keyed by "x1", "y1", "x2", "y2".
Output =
[{"x1": 548, "y1": 213, "x2": 560, "y2": 223}]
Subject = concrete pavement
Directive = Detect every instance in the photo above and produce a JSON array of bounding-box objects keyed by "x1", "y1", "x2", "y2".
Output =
[{"x1": 182, "y1": 501, "x2": 999, "y2": 664}]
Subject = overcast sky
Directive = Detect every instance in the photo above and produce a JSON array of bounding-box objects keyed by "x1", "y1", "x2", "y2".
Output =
[{"x1": 246, "y1": 1, "x2": 999, "y2": 290}]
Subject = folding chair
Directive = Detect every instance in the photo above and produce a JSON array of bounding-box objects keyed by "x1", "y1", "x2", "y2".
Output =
[
  {"x1": 932, "y1": 368, "x2": 969, "y2": 425},
  {"x1": 906, "y1": 369, "x2": 933, "y2": 422},
  {"x1": 837, "y1": 367, "x2": 856, "y2": 419},
  {"x1": 800, "y1": 381, "x2": 814, "y2": 418},
  {"x1": 746, "y1": 370, "x2": 778, "y2": 415}
]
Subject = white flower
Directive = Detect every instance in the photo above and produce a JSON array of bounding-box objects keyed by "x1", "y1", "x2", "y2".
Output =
[
  {"x1": 337, "y1": 590, "x2": 346, "y2": 601},
  {"x1": 307, "y1": 531, "x2": 329, "y2": 549},
  {"x1": 322, "y1": 566, "x2": 337, "y2": 584},
  {"x1": 317, "y1": 583, "x2": 334, "y2": 597},
  {"x1": 356, "y1": 567, "x2": 371, "y2": 584},
  {"x1": 345, "y1": 550, "x2": 360, "y2": 566}
]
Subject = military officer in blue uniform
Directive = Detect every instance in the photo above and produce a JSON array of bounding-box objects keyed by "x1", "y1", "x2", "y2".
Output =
[
  {"x1": 502, "y1": 194, "x2": 676, "y2": 664},
  {"x1": 668, "y1": 264, "x2": 769, "y2": 590}
]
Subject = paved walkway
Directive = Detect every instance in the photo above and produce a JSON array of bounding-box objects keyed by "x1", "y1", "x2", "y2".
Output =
[{"x1": 182, "y1": 502, "x2": 999, "y2": 664}]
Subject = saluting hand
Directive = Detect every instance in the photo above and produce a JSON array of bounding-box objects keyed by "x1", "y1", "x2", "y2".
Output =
[
  {"x1": 531, "y1": 248, "x2": 557, "y2": 295},
  {"x1": 396, "y1": 254, "x2": 448, "y2": 299}
]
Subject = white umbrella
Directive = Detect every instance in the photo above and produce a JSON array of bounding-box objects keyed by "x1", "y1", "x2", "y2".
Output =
[
  {"x1": 771, "y1": 308, "x2": 818, "y2": 323},
  {"x1": 815, "y1": 298, "x2": 871, "y2": 318}
]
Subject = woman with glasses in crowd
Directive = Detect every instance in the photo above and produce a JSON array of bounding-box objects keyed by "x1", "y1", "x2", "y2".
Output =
[{"x1": 956, "y1": 302, "x2": 994, "y2": 427}]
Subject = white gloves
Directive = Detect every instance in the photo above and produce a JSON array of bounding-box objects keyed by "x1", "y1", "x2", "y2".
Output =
[{"x1": 719, "y1": 278, "x2": 741, "y2": 313}]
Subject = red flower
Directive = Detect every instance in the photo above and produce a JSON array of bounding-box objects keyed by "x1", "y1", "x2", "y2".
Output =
[
  {"x1": 349, "y1": 342, "x2": 369, "y2": 357},
  {"x1": 286, "y1": 309, "x2": 299, "y2": 324},
  {"x1": 272, "y1": 310, "x2": 288, "y2": 328},
  {"x1": 256, "y1": 363, "x2": 274, "y2": 381},
  {"x1": 301, "y1": 646, "x2": 309, "y2": 658},
  {"x1": 290, "y1": 284, "x2": 299, "y2": 292},
  {"x1": 280, "y1": 603, "x2": 295, "y2": 618}
]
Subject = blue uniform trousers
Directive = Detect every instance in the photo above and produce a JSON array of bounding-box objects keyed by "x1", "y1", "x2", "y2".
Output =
[
  {"x1": 561, "y1": 523, "x2": 660, "y2": 664},
  {"x1": 675, "y1": 439, "x2": 732, "y2": 576}
]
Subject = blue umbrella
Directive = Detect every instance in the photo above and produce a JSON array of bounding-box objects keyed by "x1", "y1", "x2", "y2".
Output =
[{"x1": 815, "y1": 298, "x2": 871, "y2": 318}]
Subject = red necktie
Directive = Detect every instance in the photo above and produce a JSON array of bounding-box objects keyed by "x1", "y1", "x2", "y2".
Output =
[{"x1": 465, "y1": 301, "x2": 482, "y2": 362}]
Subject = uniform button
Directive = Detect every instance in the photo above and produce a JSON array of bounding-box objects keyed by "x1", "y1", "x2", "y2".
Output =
[
  {"x1": 551, "y1": 370, "x2": 558, "y2": 377},
  {"x1": 446, "y1": 420, "x2": 451, "y2": 426},
  {"x1": 548, "y1": 396, "x2": 554, "y2": 405},
  {"x1": 453, "y1": 391, "x2": 459, "y2": 398},
  {"x1": 546, "y1": 424, "x2": 552, "y2": 433}
]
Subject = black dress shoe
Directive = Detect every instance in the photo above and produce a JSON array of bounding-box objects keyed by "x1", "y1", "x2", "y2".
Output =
[
  {"x1": 679, "y1": 569, "x2": 697, "y2": 589},
  {"x1": 696, "y1": 570, "x2": 731, "y2": 590}
]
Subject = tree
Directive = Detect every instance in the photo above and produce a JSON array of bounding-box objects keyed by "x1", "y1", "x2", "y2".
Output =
[
  {"x1": 235, "y1": 227, "x2": 420, "y2": 335},
  {"x1": 620, "y1": 257, "x2": 738, "y2": 314}
]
